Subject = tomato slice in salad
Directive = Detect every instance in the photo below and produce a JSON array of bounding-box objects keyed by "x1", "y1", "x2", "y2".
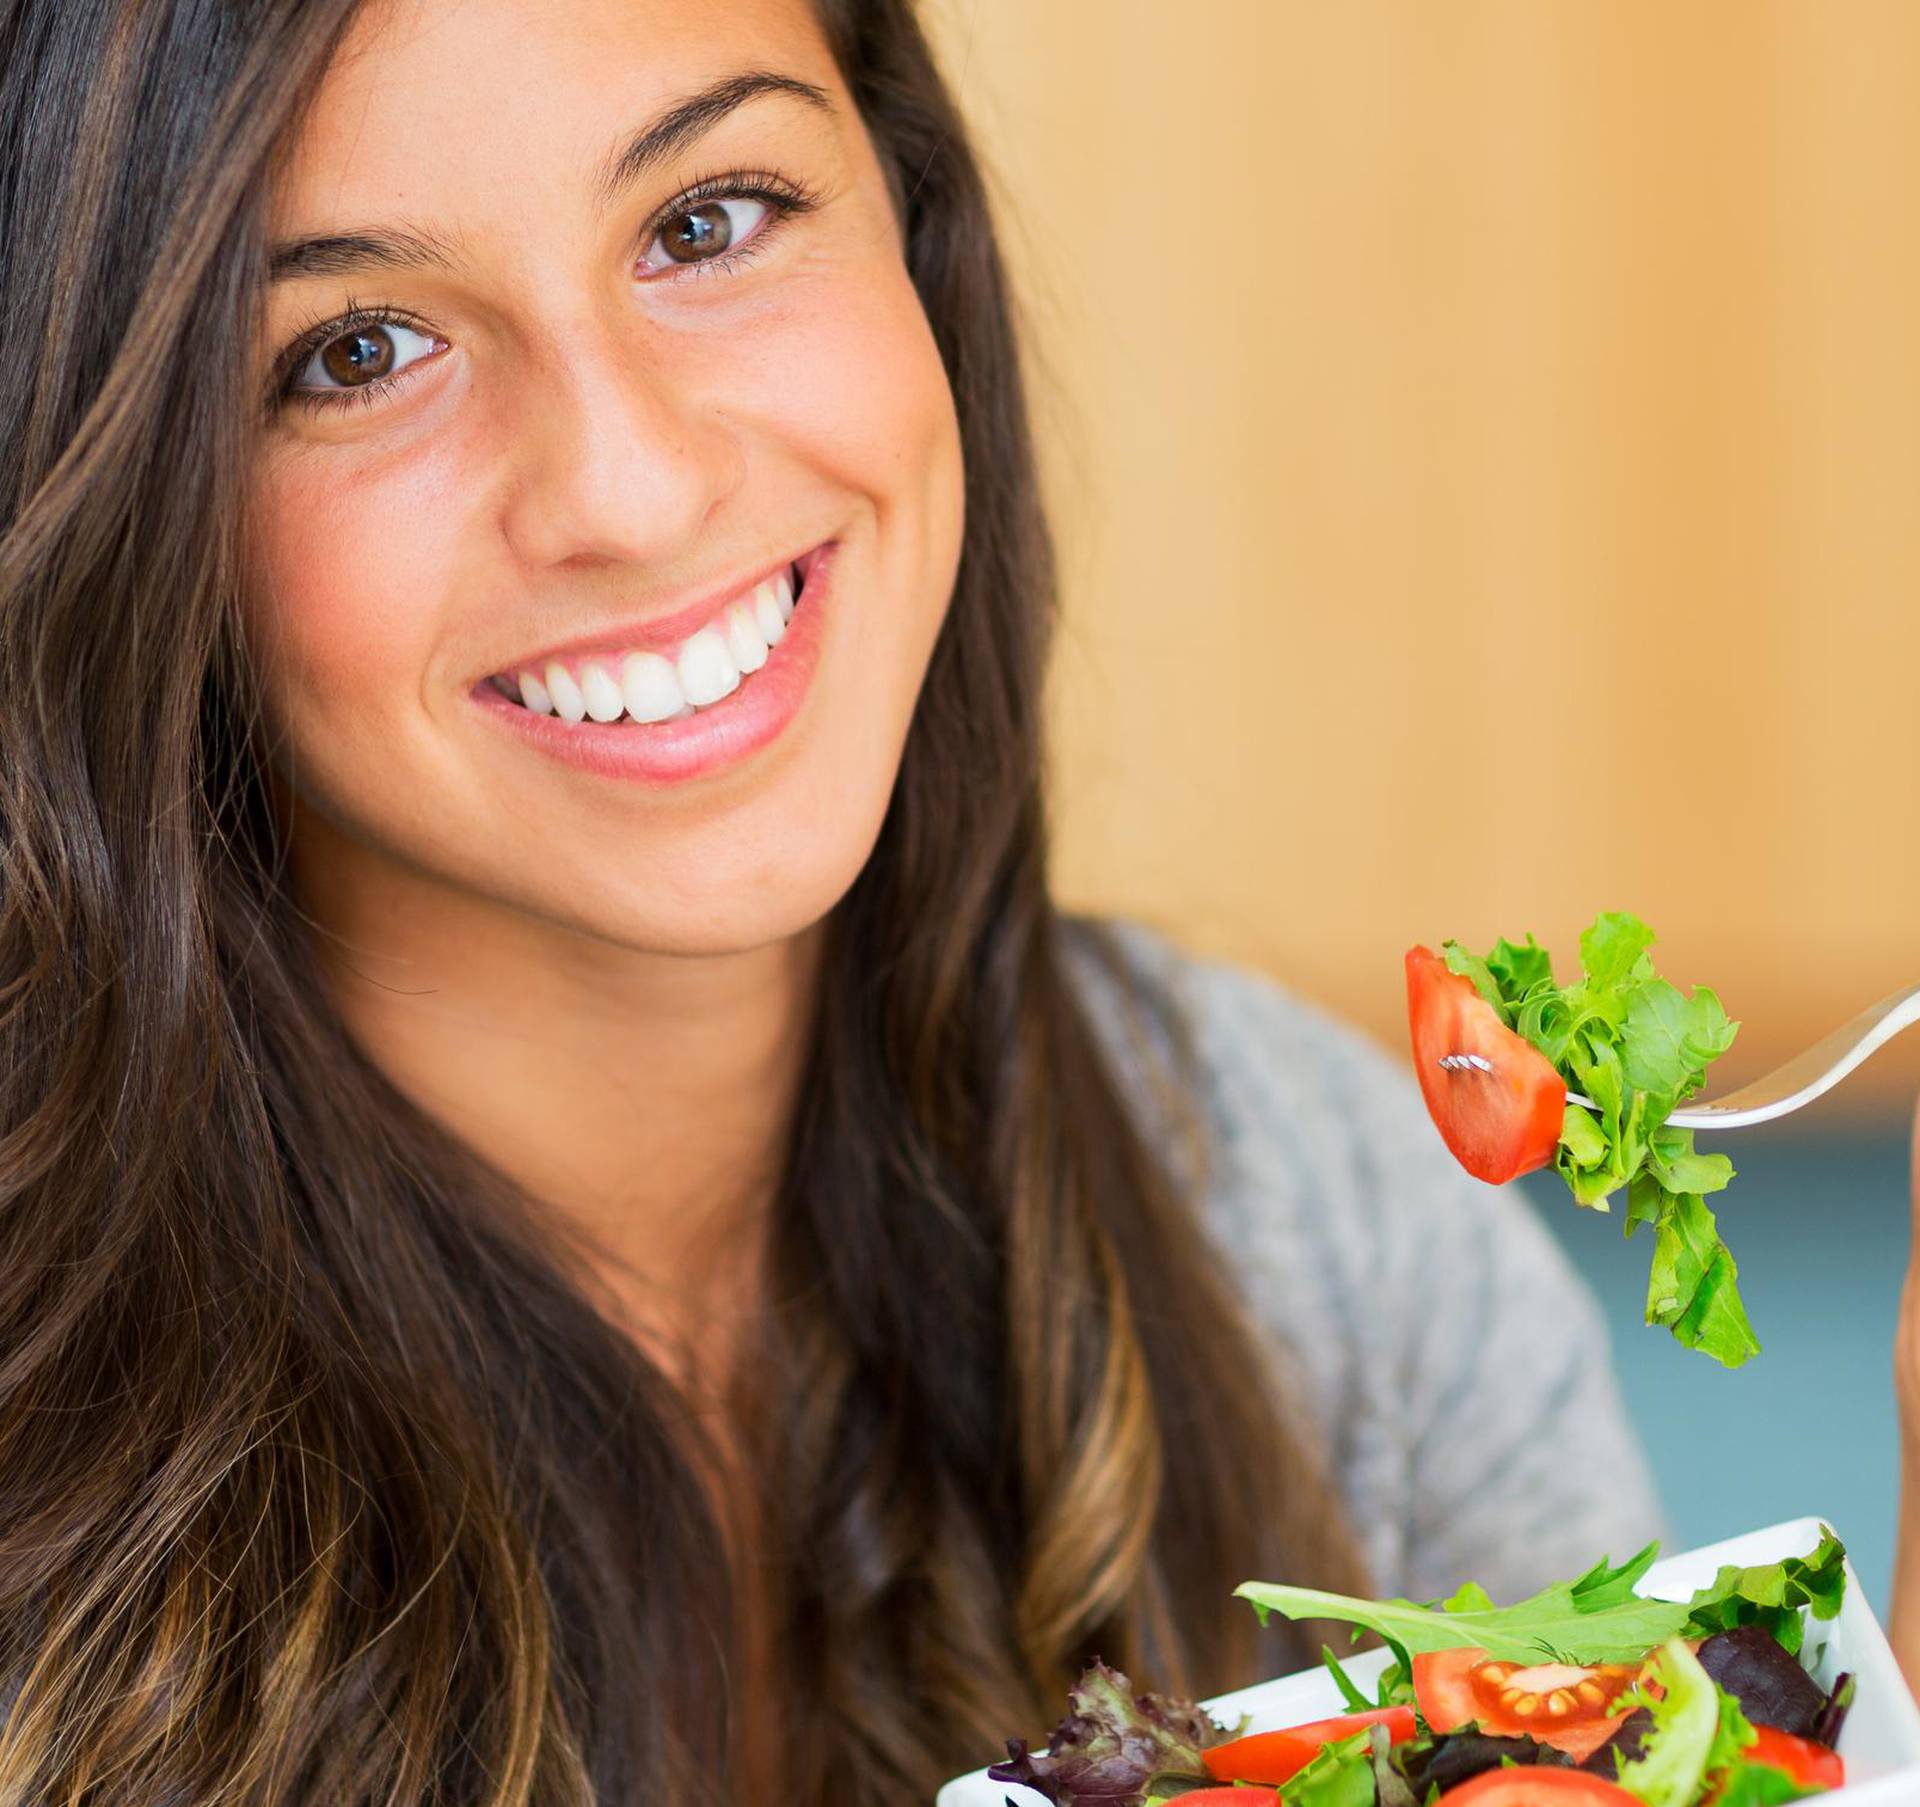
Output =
[
  {"x1": 1405, "y1": 947, "x2": 1567, "y2": 1185},
  {"x1": 1434, "y1": 1769, "x2": 1644, "y2": 1807},
  {"x1": 1413, "y1": 1647, "x2": 1643, "y2": 1762},
  {"x1": 1202, "y1": 1707, "x2": 1418, "y2": 1785},
  {"x1": 1176, "y1": 1792, "x2": 1280, "y2": 1806},
  {"x1": 1739, "y1": 1725, "x2": 1845, "y2": 1792}
]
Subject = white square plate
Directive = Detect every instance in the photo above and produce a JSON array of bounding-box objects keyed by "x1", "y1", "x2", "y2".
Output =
[{"x1": 937, "y1": 1518, "x2": 1920, "y2": 1806}]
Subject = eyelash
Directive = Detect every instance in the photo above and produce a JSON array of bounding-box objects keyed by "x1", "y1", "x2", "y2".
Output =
[{"x1": 270, "y1": 167, "x2": 822, "y2": 418}]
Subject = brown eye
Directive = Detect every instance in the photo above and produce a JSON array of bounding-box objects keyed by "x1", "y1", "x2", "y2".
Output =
[
  {"x1": 640, "y1": 195, "x2": 771, "y2": 273},
  {"x1": 320, "y1": 327, "x2": 395, "y2": 385},
  {"x1": 662, "y1": 201, "x2": 733, "y2": 261},
  {"x1": 284, "y1": 319, "x2": 441, "y2": 404}
]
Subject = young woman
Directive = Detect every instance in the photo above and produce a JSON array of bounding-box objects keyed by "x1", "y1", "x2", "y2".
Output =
[{"x1": 8, "y1": 0, "x2": 1880, "y2": 1801}]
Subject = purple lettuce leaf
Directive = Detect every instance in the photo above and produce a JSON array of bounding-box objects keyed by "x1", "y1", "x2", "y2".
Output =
[{"x1": 985, "y1": 1660, "x2": 1228, "y2": 1805}]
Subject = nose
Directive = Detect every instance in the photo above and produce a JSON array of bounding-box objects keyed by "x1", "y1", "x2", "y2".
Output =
[{"x1": 496, "y1": 317, "x2": 745, "y2": 573}]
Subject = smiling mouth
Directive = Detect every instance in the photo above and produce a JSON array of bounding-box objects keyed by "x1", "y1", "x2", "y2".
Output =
[{"x1": 487, "y1": 556, "x2": 810, "y2": 726}]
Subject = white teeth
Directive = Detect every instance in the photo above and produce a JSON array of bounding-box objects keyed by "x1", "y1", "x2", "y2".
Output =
[
  {"x1": 676, "y1": 626, "x2": 741, "y2": 707},
  {"x1": 544, "y1": 659, "x2": 586, "y2": 723},
  {"x1": 752, "y1": 581, "x2": 787, "y2": 646},
  {"x1": 578, "y1": 660, "x2": 626, "y2": 722},
  {"x1": 723, "y1": 600, "x2": 769, "y2": 673},
  {"x1": 507, "y1": 560, "x2": 809, "y2": 723},
  {"x1": 620, "y1": 650, "x2": 684, "y2": 723}
]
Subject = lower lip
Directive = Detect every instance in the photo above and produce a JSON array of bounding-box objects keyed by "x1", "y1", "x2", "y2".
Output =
[{"x1": 468, "y1": 543, "x2": 835, "y2": 786}]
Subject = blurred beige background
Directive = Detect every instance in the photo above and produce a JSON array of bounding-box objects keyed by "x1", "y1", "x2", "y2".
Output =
[{"x1": 924, "y1": 0, "x2": 1920, "y2": 1116}]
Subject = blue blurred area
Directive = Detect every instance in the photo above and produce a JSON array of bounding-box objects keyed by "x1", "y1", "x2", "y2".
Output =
[{"x1": 1523, "y1": 1124, "x2": 1910, "y2": 1615}]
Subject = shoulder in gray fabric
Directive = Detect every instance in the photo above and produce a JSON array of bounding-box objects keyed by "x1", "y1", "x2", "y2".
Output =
[{"x1": 1057, "y1": 911, "x2": 1670, "y2": 1609}]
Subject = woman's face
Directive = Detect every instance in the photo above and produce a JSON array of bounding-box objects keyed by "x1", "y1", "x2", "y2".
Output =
[{"x1": 245, "y1": 0, "x2": 965, "y2": 957}]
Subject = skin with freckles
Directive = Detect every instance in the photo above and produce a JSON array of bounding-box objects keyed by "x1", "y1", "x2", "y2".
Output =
[{"x1": 242, "y1": 0, "x2": 965, "y2": 1376}]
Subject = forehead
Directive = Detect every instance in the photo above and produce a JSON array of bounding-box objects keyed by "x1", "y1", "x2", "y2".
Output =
[{"x1": 272, "y1": 0, "x2": 838, "y2": 237}]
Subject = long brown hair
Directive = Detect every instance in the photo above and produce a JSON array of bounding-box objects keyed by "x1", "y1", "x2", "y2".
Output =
[{"x1": 0, "y1": 0, "x2": 1368, "y2": 1799}]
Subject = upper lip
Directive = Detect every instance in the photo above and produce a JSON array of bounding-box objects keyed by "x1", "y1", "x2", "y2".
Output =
[{"x1": 478, "y1": 542, "x2": 821, "y2": 682}]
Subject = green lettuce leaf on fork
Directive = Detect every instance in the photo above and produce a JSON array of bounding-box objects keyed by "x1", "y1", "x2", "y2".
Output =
[{"x1": 1441, "y1": 910, "x2": 1756, "y2": 1367}]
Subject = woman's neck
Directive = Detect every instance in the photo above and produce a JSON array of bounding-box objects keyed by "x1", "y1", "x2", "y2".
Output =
[{"x1": 288, "y1": 802, "x2": 822, "y2": 1379}]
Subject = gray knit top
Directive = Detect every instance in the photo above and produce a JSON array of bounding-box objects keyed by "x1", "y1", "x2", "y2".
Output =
[{"x1": 1063, "y1": 915, "x2": 1668, "y2": 1607}]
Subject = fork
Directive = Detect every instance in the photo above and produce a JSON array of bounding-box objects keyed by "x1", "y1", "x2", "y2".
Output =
[{"x1": 1445, "y1": 980, "x2": 1920, "y2": 1130}]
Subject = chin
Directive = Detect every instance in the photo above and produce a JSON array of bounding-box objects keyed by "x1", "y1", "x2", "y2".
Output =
[{"x1": 557, "y1": 810, "x2": 893, "y2": 960}]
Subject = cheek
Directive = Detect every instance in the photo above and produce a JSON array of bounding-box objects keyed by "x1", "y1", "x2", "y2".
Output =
[
  {"x1": 719, "y1": 249, "x2": 966, "y2": 600},
  {"x1": 242, "y1": 436, "x2": 477, "y2": 740}
]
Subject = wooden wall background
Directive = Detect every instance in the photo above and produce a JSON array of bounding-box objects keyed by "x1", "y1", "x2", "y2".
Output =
[{"x1": 922, "y1": 0, "x2": 1920, "y2": 1117}]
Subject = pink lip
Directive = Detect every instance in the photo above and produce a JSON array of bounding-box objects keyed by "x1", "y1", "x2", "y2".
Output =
[
  {"x1": 482, "y1": 542, "x2": 829, "y2": 677},
  {"x1": 468, "y1": 540, "x2": 835, "y2": 786}
]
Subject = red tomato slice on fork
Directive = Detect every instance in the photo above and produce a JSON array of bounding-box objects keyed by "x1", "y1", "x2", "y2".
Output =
[{"x1": 1406, "y1": 946, "x2": 1566, "y2": 1184}]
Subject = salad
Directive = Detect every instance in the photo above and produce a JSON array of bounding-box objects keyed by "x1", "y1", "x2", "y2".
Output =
[
  {"x1": 986, "y1": 1529, "x2": 1854, "y2": 1807},
  {"x1": 1403, "y1": 911, "x2": 1756, "y2": 1367}
]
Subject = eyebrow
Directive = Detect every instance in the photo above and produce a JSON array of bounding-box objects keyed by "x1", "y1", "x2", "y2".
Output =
[{"x1": 266, "y1": 69, "x2": 835, "y2": 284}]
